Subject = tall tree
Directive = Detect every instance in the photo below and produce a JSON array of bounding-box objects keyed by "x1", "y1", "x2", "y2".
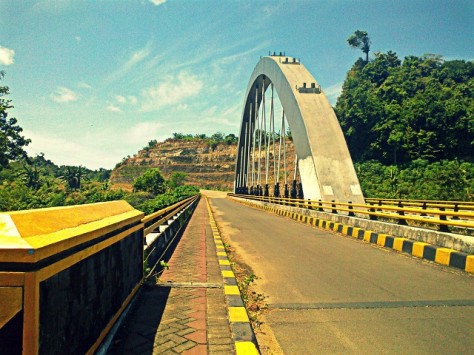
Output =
[
  {"x1": 0, "y1": 71, "x2": 31, "y2": 169},
  {"x1": 347, "y1": 30, "x2": 371, "y2": 62}
]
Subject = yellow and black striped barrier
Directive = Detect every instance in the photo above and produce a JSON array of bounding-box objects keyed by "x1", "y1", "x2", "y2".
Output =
[{"x1": 205, "y1": 198, "x2": 259, "y2": 355}]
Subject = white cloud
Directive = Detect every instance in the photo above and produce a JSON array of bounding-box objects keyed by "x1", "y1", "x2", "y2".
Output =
[
  {"x1": 323, "y1": 82, "x2": 343, "y2": 105},
  {"x1": 0, "y1": 46, "x2": 15, "y2": 65},
  {"x1": 106, "y1": 103, "x2": 122, "y2": 113},
  {"x1": 106, "y1": 95, "x2": 138, "y2": 112},
  {"x1": 106, "y1": 42, "x2": 152, "y2": 83},
  {"x1": 216, "y1": 42, "x2": 271, "y2": 66},
  {"x1": 128, "y1": 96, "x2": 138, "y2": 105},
  {"x1": 139, "y1": 71, "x2": 203, "y2": 112},
  {"x1": 201, "y1": 104, "x2": 240, "y2": 128},
  {"x1": 128, "y1": 121, "x2": 164, "y2": 143},
  {"x1": 261, "y1": 4, "x2": 281, "y2": 18},
  {"x1": 149, "y1": 0, "x2": 166, "y2": 6},
  {"x1": 115, "y1": 95, "x2": 127, "y2": 103},
  {"x1": 77, "y1": 82, "x2": 92, "y2": 90},
  {"x1": 204, "y1": 105, "x2": 218, "y2": 116},
  {"x1": 75, "y1": 36, "x2": 81, "y2": 42},
  {"x1": 24, "y1": 131, "x2": 119, "y2": 169},
  {"x1": 205, "y1": 116, "x2": 239, "y2": 127},
  {"x1": 129, "y1": 48, "x2": 150, "y2": 66},
  {"x1": 50, "y1": 87, "x2": 78, "y2": 103}
]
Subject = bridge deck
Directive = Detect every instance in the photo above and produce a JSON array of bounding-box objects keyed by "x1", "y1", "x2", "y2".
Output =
[
  {"x1": 108, "y1": 192, "x2": 474, "y2": 354},
  {"x1": 108, "y1": 197, "x2": 235, "y2": 354},
  {"x1": 208, "y1": 193, "x2": 474, "y2": 354}
]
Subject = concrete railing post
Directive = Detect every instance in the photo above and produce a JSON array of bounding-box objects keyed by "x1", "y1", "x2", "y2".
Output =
[
  {"x1": 369, "y1": 204, "x2": 378, "y2": 220},
  {"x1": 348, "y1": 201, "x2": 355, "y2": 217},
  {"x1": 397, "y1": 201, "x2": 408, "y2": 225},
  {"x1": 318, "y1": 199, "x2": 323, "y2": 212},
  {"x1": 439, "y1": 207, "x2": 449, "y2": 232},
  {"x1": 452, "y1": 204, "x2": 460, "y2": 220}
]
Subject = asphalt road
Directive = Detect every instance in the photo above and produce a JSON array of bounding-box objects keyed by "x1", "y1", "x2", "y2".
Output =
[{"x1": 206, "y1": 193, "x2": 474, "y2": 354}]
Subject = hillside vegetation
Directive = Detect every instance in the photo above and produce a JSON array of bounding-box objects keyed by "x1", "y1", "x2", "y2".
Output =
[
  {"x1": 335, "y1": 52, "x2": 474, "y2": 199},
  {"x1": 0, "y1": 154, "x2": 199, "y2": 214}
]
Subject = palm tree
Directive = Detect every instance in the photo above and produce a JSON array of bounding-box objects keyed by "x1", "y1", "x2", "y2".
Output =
[
  {"x1": 59, "y1": 166, "x2": 89, "y2": 190},
  {"x1": 20, "y1": 164, "x2": 41, "y2": 190}
]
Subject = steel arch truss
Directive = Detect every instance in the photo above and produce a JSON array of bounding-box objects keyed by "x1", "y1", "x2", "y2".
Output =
[{"x1": 234, "y1": 55, "x2": 364, "y2": 203}]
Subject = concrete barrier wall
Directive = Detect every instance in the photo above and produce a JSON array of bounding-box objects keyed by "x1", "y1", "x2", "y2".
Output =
[{"x1": 0, "y1": 201, "x2": 144, "y2": 354}]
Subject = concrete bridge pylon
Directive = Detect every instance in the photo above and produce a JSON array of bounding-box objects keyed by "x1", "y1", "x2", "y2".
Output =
[{"x1": 234, "y1": 55, "x2": 364, "y2": 203}]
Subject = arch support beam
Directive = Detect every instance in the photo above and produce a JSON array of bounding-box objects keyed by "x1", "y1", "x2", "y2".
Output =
[{"x1": 235, "y1": 55, "x2": 364, "y2": 203}]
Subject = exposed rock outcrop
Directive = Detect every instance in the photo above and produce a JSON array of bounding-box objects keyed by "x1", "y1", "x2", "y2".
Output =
[{"x1": 110, "y1": 138, "x2": 295, "y2": 191}]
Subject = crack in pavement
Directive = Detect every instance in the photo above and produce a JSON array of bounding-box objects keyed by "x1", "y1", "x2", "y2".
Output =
[
  {"x1": 157, "y1": 281, "x2": 223, "y2": 289},
  {"x1": 268, "y1": 299, "x2": 474, "y2": 310}
]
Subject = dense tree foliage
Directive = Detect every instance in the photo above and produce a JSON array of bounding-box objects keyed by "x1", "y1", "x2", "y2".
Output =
[
  {"x1": 132, "y1": 168, "x2": 166, "y2": 195},
  {"x1": 335, "y1": 53, "x2": 474, "y2": 165},
  {"x1": 0, "y1": 71, "x2": 31, "y2": 169},
  {"x1": 171, "y1": 132, "x2": 238, "y2": 145},
  {"x1": 169, "y1": 172, "x2": 187, "y2": 188},
  {"x1": 0, "y1": 157, "x2": 198, "y2": 212},
  {"x1": 130, "y1": 185, "x2": 200, "y2": 215},
  {"x1": 0, "y1": 155, "x2": 120, "y2": 211},
  {"x1": 335, "y1": 50, "x2": 474, "y2": 200},
  {"x1": 356, "y1": 159, "x2": 474, "y2": 200}
]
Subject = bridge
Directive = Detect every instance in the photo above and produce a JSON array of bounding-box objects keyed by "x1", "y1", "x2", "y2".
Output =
[{"x1": 0, "y1": 55, "x2": 473, "y2": 354}]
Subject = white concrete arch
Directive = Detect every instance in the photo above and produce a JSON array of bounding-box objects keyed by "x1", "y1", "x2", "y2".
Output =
[{"x1": 234, "y1": 55, "x2": 364, "y2": 203}]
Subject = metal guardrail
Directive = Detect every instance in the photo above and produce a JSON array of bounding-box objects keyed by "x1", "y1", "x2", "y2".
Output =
[
  {"x1": 229, "y1": 193, "x2": 474, "y2": 233},
  {"x1": 142, "y1": 194, "x2": 200, "y2": 279},
  {"x1": 142, "y1": 195, "x2": 200, "y2": 237},
  {"x1": 365, "y1": 198, "x2": 474, "y2": 213}
]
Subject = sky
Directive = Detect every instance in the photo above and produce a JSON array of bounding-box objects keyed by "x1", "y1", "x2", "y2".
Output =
[{"x1": 0, "y1": 0, "x2": 473, "y2": 170}]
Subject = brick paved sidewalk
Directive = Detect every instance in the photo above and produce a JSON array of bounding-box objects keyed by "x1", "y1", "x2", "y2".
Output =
[{"x1": 108, "y1": 198, "x2": 234, "y2": 354}]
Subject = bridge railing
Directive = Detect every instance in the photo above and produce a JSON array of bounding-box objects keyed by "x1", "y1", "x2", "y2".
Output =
[
  {"x1": 229, "y1": 193, "x2": 474, "y2": 233},
  {"x1": 142, "y1": 195, "x2": 200, "y2": 279},
  {"x1": 143, "y1": 195, "x2": 200, "y2": 236},
  {"x1": 0, "y1": 194, "x2": 200, "y2": 355},
  {"x1": 365, "y1": 198, "x2": 474, "y2": 213}
]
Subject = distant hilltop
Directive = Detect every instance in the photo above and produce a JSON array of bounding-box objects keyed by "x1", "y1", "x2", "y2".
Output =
[{"x1": 110, "y1": 134, "x2": 295, "y2": 192}]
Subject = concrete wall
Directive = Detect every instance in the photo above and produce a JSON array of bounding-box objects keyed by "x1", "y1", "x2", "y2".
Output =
[
  {"x1": 39, "y1": 229, "x2": 143, "y2": 354},
  {"x1": 0, "y1": 201, "x2": 144, "y2": 354}
]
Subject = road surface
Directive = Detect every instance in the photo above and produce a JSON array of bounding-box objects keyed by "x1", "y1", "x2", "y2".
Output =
[{"x1": 205, "y1": 192, "x2": 474, "y2": 354}]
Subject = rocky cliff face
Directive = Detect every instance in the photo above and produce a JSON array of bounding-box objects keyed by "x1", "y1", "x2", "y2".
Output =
[{"x1": 110, "y1": 138, "x2": 295, "y2": 191}]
